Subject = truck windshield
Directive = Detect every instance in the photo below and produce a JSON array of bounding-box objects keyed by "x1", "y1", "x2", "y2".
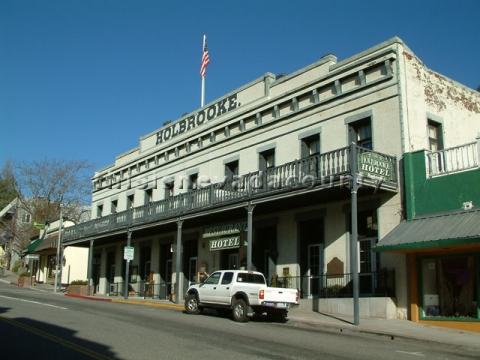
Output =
[{"x1": 236, "y1": 273, "x2": 265, "y2": 284}]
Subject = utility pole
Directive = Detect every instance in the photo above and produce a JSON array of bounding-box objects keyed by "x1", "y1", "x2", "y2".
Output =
[{"x1": 54, "y1": 205, "x2": 63, "y2": 293}]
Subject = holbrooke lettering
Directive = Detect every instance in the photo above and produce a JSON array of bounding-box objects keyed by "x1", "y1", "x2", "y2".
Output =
[{"x1": 156, "y1": 94, "x2": 239, "y2": 145}]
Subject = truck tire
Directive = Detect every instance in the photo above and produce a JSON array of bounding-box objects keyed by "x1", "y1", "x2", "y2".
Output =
[
  {"x1": 232, "y1": 298, "x2": 249, "y2": 322},
  {"x1": 185, "y1": 293, "x2": 200, "y2": 315}
]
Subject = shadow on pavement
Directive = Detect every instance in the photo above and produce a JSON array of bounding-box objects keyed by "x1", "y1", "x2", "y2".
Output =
[{"x1": 0, "y1": 306, "x2": 122, "y2": 359}]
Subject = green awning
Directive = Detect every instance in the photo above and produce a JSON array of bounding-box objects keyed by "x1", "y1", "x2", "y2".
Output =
[
  {"x1": 376, "y1": 209, "x2": 480, "y2": 251},
  {"x1": 24, "y1": 238, "x2": 43, "y2": 254}
]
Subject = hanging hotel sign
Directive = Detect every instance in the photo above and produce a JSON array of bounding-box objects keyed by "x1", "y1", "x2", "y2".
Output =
[
  {"x1": 358, "y1": 151, "x2": 394, "y2": 182},
  {"x1": 202, "y1": 222, "x2": 246, "y2": 239},
  {"x1": 209, "y1": 236, "x2": 241, "y2": 251},
  {"x1": 156, "y1": 93, "x2": 240, "y2": 145}
]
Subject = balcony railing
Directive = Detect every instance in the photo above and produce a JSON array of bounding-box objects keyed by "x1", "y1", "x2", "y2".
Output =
[
  {"x1": 64, "y1": 146, "x2": 397, "y2": 243},
  {"x1": 270, "y1": 270, "x2": 395, "y2": 299},
  {"x1": 426, "y1": 141, "x2": 479, "y2": 177}
]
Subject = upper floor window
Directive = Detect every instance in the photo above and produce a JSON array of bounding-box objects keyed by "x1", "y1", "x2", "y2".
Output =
[
  {"x1": 165, "y1": 181, "x2": 174, "y2": 199},
  {"x1": 127, "y1": 194, "x2": 134, "y2": 210},
  {"x1": 301, "y1": 134, "x2": 320, "y2": 158},
  {"x1": 259, "y1": 149, "x2": 275, "y2": 171},
  {"x1": 225, "y1": 160, "x2": 239, "y2": 179},
  {"x1": 349, "y1": 118, "x2": 372, "y2": 150},
  {"x1": 21, "y1": 213, "x2": 31, "y2": 223},
  {"x1": 145, "y1": 189, "x2": 153, "y2": 204},
  {"x1": 428, "y1": 120, "x2": 443, "y2": 151},
  {"x1": 111, "y1": 200, "x2": 118, "y2": 214},
  {"x1": 97, "y1": 204, "x2": 103, "y2": 218},
  {"x1": 188, "y1": 173, "x2": 198, "y2": 191}
]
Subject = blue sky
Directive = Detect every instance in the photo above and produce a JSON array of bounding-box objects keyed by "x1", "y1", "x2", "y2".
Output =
[{"x1": 1, "y1": 0, "x2": 479, "y2": 172}]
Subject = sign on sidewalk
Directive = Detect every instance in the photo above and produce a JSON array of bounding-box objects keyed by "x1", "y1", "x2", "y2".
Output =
[{"x1": 124, "y1": 246, "x2": 134, "y2": 261}]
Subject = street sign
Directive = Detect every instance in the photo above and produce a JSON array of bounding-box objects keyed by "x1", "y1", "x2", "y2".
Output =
[
  {"x1": 124, "y1": 246, "x2": 134, "y2": 261},
  {"x1": 25, "y1": 254, "x2": 40, "y2": 261}
]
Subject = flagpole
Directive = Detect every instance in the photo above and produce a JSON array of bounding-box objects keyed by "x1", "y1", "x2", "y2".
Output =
[{"x1": 201, "y1": 34, "x2": 206, "y2": 107}]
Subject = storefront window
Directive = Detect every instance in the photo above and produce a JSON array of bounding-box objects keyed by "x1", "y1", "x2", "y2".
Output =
[{"x1": 421, "y1": 255, "x2": 479, "y2": 320}]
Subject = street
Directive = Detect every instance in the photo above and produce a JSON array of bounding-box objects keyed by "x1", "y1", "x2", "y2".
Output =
[{"x1": 0, "y1": 282, "x2": 477, "y2": 360}]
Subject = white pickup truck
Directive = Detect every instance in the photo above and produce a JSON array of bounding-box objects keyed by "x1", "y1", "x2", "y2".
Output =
[{"x1": 184, "y1": 270, "x2": 299, "y2": 322}]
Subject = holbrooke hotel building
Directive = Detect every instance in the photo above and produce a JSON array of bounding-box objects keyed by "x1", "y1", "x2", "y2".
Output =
[{"x1": 63, "y1": 37, "x2": 480, "y2": 325}]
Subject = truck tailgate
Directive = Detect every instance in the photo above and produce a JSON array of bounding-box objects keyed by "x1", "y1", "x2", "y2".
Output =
[{"x1": 263, "y1": 287, "x2": 298, "y2": 305}]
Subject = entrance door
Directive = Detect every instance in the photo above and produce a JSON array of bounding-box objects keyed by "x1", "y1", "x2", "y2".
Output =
[
  {"x1": 308, "y1": 244, "x2": 324, "y2": 297},
  {"x1": 227, "y1": 254, "x2": 239, "y2": 270},
  {"x1": 188, "y1": 257, "x2": 197, "y2": 286},
  {"x1": 165, "y1": 259, "x2": 172, "y2": 300}
]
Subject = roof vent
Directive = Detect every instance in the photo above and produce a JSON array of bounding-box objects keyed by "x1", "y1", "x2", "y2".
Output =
[{"x1": 463, "y1": 201, "x2": 473, "y2": 210}]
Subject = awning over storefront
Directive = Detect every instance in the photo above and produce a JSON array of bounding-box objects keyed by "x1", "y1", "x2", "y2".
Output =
[
  {"x1": 24, "y1": 238, "x2": 43, "y2": 254},
  {"x1": 376, "y1": 209, "x2": 480, "y2": 251}
]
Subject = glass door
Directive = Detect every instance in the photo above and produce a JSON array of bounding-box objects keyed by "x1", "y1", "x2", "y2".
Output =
[
  {"x1": 308, "y1": 244, "x2": 323, "y2": 297},
  {"x1": 188, "y1": 257, "x2": 197, "y2": 286}
]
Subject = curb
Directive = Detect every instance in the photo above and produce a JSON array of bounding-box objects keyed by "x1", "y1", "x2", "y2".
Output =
[
  {"x1": 64, "y1": 293, "x2": 112, "y2": 302},
  {"x1": 287, "y1": 316, "x2": 480, "y2": 352},
  {"x1": 111, "y1": 299, "x2": 184, "y2": 311}
]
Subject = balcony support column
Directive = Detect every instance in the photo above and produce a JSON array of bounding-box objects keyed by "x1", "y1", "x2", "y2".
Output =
[
  {"x1": 123, "y1": 230, "x2": 132, "y2": 299},
  {"x1": 87, "y1": 239, "x2": 94, "y2": 295},
  {"x1": 175, "y1": 219, "x2": 184, "y2": 304},
  {"x1": 246, "y1": 204, "x2": 255, "y2": 270},
  {"x1": 350, "y1": 143, "x2": 360, "y2": 326}
]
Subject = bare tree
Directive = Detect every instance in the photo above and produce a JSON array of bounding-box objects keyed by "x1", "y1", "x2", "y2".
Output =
[
  {"x1": 16, "y1": 159, "x2": 93, "y2": 224},
  {"x1": 0, "y1": 161, "x2": 18, "y2": 210}
]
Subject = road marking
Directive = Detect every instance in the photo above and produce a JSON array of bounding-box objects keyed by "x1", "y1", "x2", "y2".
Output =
[
  {"x1": 0, "y1": 295, "x2": 68, "y2": 310},
  {"x1": 395, "y1": 350, "x2": 425, "y2": 357},
  {"x1": 0, "y1": 316, "x2": 111, "y2": 360}
]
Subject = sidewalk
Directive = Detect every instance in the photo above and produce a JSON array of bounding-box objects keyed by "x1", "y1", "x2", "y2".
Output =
[
  {"x1": 0, "y1": 269, "x2": 18, "y2": 285},
  {"x1": 288, "y1": 307, "x2": 480, "y2": 351}
]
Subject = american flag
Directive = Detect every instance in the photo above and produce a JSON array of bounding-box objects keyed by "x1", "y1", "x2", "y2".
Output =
[{"x1": 200, "y1": 36, "x2": 210, "y2": 78}]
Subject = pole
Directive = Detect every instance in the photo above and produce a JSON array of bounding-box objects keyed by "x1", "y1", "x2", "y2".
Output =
[
  {"x1": 54, "y1": 206, "x2": 63, "y2": 293},
  {"x1": 246, "y1": 204, "x2": 255, "y2": 270},
  {"x1": 175, "y1": 220, "x2": 184, "y2": 304},
  {"x1": 124, "y1": 230, "x2": 132, "y2": 299},
  {"x1": 350, "y1": 142, "x2": 360, "y2": 325},
  {"x1": 87, "y1": 239, "x2": 94, "y2": 295},
  {"x1": 201, "y1": 34, "x2": 206, "y2": 107}
]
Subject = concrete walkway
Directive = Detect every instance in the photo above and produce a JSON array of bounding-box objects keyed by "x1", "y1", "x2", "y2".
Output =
[{"x1": 0, "y1": 269, "x2": 18, "y2": 285}]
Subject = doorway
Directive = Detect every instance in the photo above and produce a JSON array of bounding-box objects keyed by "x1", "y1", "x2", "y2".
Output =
[{"x1": 298, "y1": 217, "x2": 324, "y2": 298}]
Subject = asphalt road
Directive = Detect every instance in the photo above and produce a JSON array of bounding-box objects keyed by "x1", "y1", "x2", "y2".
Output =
[{"x1": 0, "y1": 282, "x2": 477, "y2": 360}]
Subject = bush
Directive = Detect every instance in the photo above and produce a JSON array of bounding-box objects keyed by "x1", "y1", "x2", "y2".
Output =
[
  {"x1": 12, "y1": 259, "x2": 23, "y2": 273},
  {"x1": 19, "y1": 271, "x2": 31, "y2": 277},
  {"x1": 70, "y1": 280, "x2": 88, "y2": 285}
]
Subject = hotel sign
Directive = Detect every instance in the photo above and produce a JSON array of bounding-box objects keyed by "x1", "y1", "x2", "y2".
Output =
[
  {"x1": 156, "y1": 93, "x2": 240, "y2": 145},
  {"x1": 209, "y1": 236, "x2": 241, "y2": 251},
  {"x1": 358, "y1": 152, "x2": 394, "y2": 182}
]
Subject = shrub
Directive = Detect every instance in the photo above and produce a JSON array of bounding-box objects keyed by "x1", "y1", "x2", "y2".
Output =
[
  {"x1": 70, "y1": 280, "x2": 88, "y2": 285},
  {"x1": 12, "y1": 259, "x2": 23, "y2": 273},
  {"x1": 19, "y1": 271, "x2": 31, "y2": 277}
]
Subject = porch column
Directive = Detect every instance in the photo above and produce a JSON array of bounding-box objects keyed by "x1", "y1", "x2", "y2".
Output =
[
  {"x1": 123, "y1": 230, "x2": 132, "y2": 299},
  {"x1": 99, "y1": 247, "x2": 107, "y2": 295},
  {"x1": 87, "y1": 240, "x2": 94, "y2": 295},
  {"x1": 350, "y1": 142, "x2": 360, "y2": 326},
  {"x1": 175, "y1": 219, "x2": 183, "y2": 304},
  {"x1": 246, "y1": 204, "x2": 255, "y2": 270}
]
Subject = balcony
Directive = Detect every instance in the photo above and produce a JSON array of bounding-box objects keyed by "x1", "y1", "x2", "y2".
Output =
[
  {"x1": 426, "y1": 141, "x2": 480, "y2": 177},
  {"x1": 64, "y1": 145, "x2": 397, "y2": 243}
]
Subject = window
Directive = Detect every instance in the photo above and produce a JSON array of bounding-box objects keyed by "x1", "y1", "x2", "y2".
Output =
[
  {"x1": 111, "y1": 200, "x2": 118, "y2": 214},
  {"x1": 221, "y1": 272, "x2": 234, "y2": 285},
  {"x1": 127, "y1": 194, "x2": 135, "y2": 210},
  {"x1": 259, "y1": 149, "x2": 275, "y2": 171},
  {"x1": 165, "y1": 181, "x2": 174, "y2": 199},
  {"x1": 204, "y1": 272, "x2": 221, "y2": 285},
  {"x1": 421, "y1": 255, "x2": 478, "y2": 319},
  {"x1": 349, "y1": 118, "x2": 372, "y2": 149},
  {"x1": 301, "y1": 134, "x2": 320, "y2": 158},
  {"x1": 225, "y1": 160, "x2": 239, "y2": 179},
  {"x1": 21, "y1": 213, "x2": 31, "y2": 223},
  {"x1": 97, "y1": 204, "x2": 103, "y2": 218},
  {"x1": 428, "y1": 120, "x2": 443, "y2": 151},
  {"x1": 188, "y1": 173, "x2": 198, "y2": 191},
  {"x1": 236, "y1": 273, "x2": 266, "y2": 284},
  {"x1": 145, "y1": 189, "x2": 153, "y2": 204}
]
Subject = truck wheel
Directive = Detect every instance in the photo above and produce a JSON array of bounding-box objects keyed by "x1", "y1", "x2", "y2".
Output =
[
  {"x1": 232, "y1": 298, "x2": 248, "y2": 322},
  {"x1": 185, "y1": 293, "x2": 200, "y2": 315}
]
